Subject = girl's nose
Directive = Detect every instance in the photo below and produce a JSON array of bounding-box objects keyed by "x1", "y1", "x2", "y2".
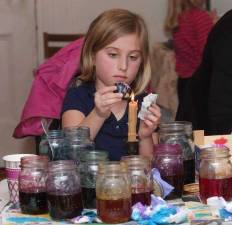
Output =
[{"x1": 118, "y1": 56, "x2": 128, "y2": 71}]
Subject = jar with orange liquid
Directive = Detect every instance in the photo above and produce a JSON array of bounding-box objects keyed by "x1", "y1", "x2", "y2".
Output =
[
  {"x1": 96, "y1": 162, "x2": 131, "y2": 223},
  {"x1": 199, "y1": 146, "x2": 232, "y2": 203}
]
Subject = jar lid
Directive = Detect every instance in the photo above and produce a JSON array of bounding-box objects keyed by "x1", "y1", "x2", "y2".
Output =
[{"x1": 154, "y1": 144, "x2": 182, "y2": 155}]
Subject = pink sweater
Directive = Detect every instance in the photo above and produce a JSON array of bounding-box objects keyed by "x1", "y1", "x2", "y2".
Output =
[
  {"x1": 13, "y1": 37, "x2": 84, "y2": 138},
  {"x1": 173, "y1": 9, "x2": 213, "y2": 78}
]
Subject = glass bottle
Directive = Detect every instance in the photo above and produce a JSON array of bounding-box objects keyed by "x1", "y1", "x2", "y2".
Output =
[
  {"x1": 63, "y1": 126, "x2": 95, "y2": 164},
  {"x1": 46, "y1": 160, "x2": 83, "y2": 220},
  {"x1": 199, "y1": 146, "x2": 232, "y2": 203},
  {"x1": 39, "y1": 130, "x2": 66, "y2": 161},
  {"x1": 121, "y1": 155, "x2": 152, "y2": 206},
  {"x1": 18, "y1": 155, "x2": 48, "y2": 214},
  {"x1": 153, "y1": 144, "x2": 184, "y2": 199},
  {"x1": 158, "y1": 122, "x2": 194, "y2": 184},
  {"x1": 79, "y1": 150, "x2": 108, "y2": 209},
  {"x1": 96, "y1": 162, "x2": 131, "y2": 223}
]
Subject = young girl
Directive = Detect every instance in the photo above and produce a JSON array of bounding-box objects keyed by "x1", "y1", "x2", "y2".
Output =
[
  {"x1": 62, "y1": 9, "x2": 161, "y2": 161},
  {"x1": 164, "y1": 0, "x2": 214, "y2": 121}
]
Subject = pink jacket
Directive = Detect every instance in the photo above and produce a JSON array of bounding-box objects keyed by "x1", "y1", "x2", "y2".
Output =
[{"x1": 13, "y1": 37, "x2": 84, "y2": 138}]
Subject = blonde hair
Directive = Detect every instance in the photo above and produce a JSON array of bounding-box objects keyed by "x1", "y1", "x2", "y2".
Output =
[
  {"x1": 78, "y1": 8, "x2": 151, "y2": 95},
  {"x1": 164, "y1": 0, "x2": 205, "y2": 36}
]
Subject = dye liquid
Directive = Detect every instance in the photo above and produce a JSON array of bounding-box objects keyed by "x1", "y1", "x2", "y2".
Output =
[
  {"x1": 131, "y1": 191, "x2": 151, "y2": 206},
  {"x1": 82, "y1": 187, "x2": 96, "y2": 209},
  {"x1": 47, "y1": 192, "x2": 83, "y2": 219},
  {"x1": 183, "y1": 159, "x2": 195, "y2": 184},
  {"x1": 19, "y1": 191, "x2": 47, "y2": 214},
  {"x1": 199, "y1": 177, "x2": 232, "y2": 203},
  {"x1": 163, "y1": 174, "x2": 183, "y2": 200},
  {"x1": 97, "y1": 198, "x2": 131, "y2": 223}
]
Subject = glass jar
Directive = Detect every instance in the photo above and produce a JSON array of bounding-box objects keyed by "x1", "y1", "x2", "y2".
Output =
[
  {"x1": 153, "y1": 144, "x2": 184, "y2": 199},
  {"x1": 63, "y1": 126, "x2": 95, "y2": 164},
  {"x1": 79, "y1": 150, "x2": 108, "y2": 209},
  {"x1": 121, "y1": 155, "x2": 152, "y2": 206},
  {"x1": 39, "y1": 130, "x2": 66, "y2": 161},
  {"x1": 46, "y1": 160, "x2": 83, "y2": 220},
  {"x1": 96, "y1": 162, "x2": 131, "y2": 223},
  {"x1": 158, "y1": 122, "x2": 194, "y2": 184},
  {"x1": 18, "y1": 155, "x2": 48, "y2": 214},
  {"x1": 199, "y1": 146, "x2": 232, "y2": 203}
]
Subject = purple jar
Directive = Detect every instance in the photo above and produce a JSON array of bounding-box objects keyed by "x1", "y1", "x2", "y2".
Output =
[{"x1": 153, "y1": 144, "x2": 184, "y2": 199}]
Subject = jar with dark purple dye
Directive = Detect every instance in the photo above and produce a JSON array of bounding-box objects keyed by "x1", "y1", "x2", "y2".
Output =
[
  {"x1": 153, "y1": 144, "x2": 184, "y2": 199},
  {"x1": 46, "y1": 160, "x2": 83, "y2": 220},
  {"x1": 19, "y1": 155, "x2": 49, "y2": 214}
]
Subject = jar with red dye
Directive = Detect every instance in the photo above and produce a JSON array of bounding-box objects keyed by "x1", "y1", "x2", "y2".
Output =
[
  {"x1": 121, "y1": 155, "x2": 152, "y2": 206},
  {"x1": 199, "y1": 146, "x2": 232, "y2": 203}
]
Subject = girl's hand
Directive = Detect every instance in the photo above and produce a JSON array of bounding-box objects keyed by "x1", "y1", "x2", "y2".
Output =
[
  {"x1": 138, "y1": 103, "x2": 161, "y2": 140},
  {"x1": 94, "y1": 86, "x2": 123, "y2": 119}
]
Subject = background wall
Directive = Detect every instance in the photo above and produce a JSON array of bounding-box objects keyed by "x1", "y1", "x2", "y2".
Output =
[
  {"x1": 36, "y1": 0, "x2": 167, "y2": 63},
  {"x1": 211, "y1": 0, "x2": 232, "y2": 16}
]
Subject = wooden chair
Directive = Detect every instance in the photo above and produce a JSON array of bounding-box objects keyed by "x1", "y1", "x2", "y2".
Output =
[{"x1": 43, "y1": 32, "x2": 84, "y2": 59}]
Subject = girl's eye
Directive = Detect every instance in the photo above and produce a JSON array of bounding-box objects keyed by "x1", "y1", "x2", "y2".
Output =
[
  {"x1": 129, "y1": 55, "x2": 139, "y2": 61},
  {"x1": 108, "y1": 53, "x2": 118, "y2": 58}
]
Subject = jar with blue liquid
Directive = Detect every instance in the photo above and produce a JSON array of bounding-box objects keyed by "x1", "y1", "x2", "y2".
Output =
[
  {"x1": 39, "y1": 130, "x2": 68, "y2": 161},
  {"x1": 63, "y1": 126, "x2": 95, "y2": 164}
]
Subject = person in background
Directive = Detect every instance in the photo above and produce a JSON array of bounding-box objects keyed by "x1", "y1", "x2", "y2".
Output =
[
  {"x1": 190, "y1": 9, "x2": 232, "y2": 135},
  {"x1": 164, "y1": 0, "x2": 214, "y2": 122},
  {"x1": 150, "y1": 42, "x2": 178, "y2": 120},
  {"x1": 61, "y1": 9, "x2": 161, "y2": 161}
]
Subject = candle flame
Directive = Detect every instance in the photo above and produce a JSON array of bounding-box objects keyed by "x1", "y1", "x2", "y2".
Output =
[{"x1": 130, "y1": 92, "x2": 134, "y2": 101}]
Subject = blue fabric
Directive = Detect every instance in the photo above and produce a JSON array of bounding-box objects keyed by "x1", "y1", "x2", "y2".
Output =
[{"x1": 62, "y1": 82, "x2": 146, "y2": 161}]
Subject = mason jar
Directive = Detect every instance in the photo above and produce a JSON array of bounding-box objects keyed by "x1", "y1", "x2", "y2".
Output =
[
  {"x1": 153, "y1": 144, "x2": 184, "y2": 199},
  {"x1": 39, "y1": 130, "x2": 66, "y2": 161},
  {"x1": 96, "y1": 162, "x2": 131, "y2": 223},
  {"x1": 19, "y1": 155, "x2": 48, "y2": 214},
  {"x1": 121, "y1": 155, "x2": 152, "y2": 206},
  {"x1": 46, "y1": 160, "x2": 83, "y2": 220},
  {"x1": 79, "y1": 150, "x2": 108, "y2": 209},
  {"x1": 158, "y1": 122, "x2": 194, "y2": 184},
  {"x1": 63, "y1": 126, "x2": 95, "y2": 164},
  {"x1": 199, "y1": 146, "x2": 232, "y2": 203}
]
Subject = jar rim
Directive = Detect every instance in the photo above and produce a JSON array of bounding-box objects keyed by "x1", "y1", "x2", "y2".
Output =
[
  {"x1": 80, "y1": 150, "x2": 108, "y2": 161},
  {"x1": 154, "y1": 144, "x2": 182, "y2": 155},
  {"x1": 48, "y1": 160, "x2": 76, "y2": 171},
  {"x1": 21, "y1": 155, "x2": 49, "y2": 168},
  {"x1": 98, "y1": 161, "x2": 128, "y2": 174},
  {"x1": 121, "y1": 155, "x2": 151, "y2": 168},
  {"x1": 200, "y1": 146, "x2": 230, "y2": 159}
]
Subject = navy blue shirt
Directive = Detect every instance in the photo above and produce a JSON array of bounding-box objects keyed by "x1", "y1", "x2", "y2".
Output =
[{"x1": 62, "y1": 82, "x2": 146, "y2": 161}]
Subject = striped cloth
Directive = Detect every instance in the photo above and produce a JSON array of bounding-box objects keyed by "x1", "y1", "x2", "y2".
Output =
[{"x1": 173, "y1": 9, "x2": 213, "y2": 78}]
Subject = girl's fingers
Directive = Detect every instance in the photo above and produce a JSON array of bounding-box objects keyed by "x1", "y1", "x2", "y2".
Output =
[
  {"x1": 148, "y1": 104, "x2": 161, "y2": 118},
  {"x1": 101, "y1": 97, "x2": 122, "y2": 106},
  {"x1": 97, "y1": 85, "x2": 117, "y2": 94}
]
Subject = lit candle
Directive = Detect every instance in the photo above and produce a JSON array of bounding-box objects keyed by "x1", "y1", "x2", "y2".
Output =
[{"x1": 128, "y1": 93, "x2": 138, "y2": 142}]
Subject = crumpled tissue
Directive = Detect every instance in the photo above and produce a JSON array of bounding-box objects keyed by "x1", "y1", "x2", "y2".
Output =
[{"x1": 138, "y1": 93, "x2": 158, "y2": 120}]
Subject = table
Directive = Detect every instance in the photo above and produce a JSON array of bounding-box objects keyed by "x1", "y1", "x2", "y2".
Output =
[{"x1": 0, "y1": 179, "x2": 231, "y2": 225}]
